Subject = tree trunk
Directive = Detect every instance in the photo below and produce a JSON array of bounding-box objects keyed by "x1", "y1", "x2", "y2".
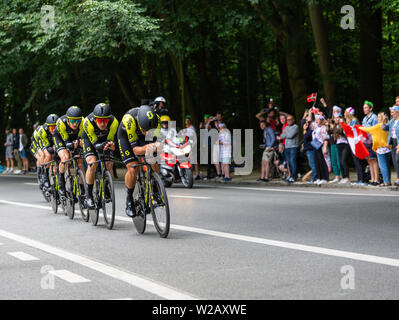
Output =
[
  {"x1": 308, "y1": 2, "x2": 336, "y2": 106},
  {"x1": 276, "y1": 36, "x2": 294, "y2": 115},
  {"x1": 170, "y1": 54, "x2": 197, "y2": 126},
  {"x1": 114, "y1": 69, "x2": 135, "y2": 107},
  {"x1": 360, "y1": 1, "x2": 383, "y2": 109}
]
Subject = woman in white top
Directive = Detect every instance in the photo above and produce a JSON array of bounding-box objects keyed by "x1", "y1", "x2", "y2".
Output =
[{"x1": 312, "y1": 114, "x2": 330, "y2": 184}]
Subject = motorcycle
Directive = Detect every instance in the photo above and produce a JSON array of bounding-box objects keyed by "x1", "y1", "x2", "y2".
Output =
[{"x1": 160, "y1": 130, "x2": 194, "y2": 188}]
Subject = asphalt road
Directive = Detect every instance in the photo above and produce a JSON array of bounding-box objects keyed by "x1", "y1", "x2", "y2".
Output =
[{"x1": 1, "y1": 175, "x2": 399, "y2": 300}]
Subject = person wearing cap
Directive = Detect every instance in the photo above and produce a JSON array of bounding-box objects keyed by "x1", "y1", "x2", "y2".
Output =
[
  {"x1": 3, "y1": 128, "x2": 14, "y2": 174},
  {"x1": 311, "y1": 114, "x2": 329, "y2": 184},
  {"x1": 82, "y1": 103, "x2": 119, "y2": 208},
  {"x1": 52, "y1": 106, "x2": 85, "y2": 197},
  {"x1": 382, "y1": 105, "x2": 399, "y2": 186},
  {"x1": 362, "y1": 101, "x2": 379, "y2": 185},
  {"x1": 360, "y1": 112, "x2": 391, "y2": 186}
]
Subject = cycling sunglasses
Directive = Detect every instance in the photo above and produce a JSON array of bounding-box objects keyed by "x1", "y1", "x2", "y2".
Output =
[
  {"x1": 68, "y1": 119, "x2": 81, "y2": 125},
  {"x1": 95, "y1": 118, "x2": 110, "y2": 125}
]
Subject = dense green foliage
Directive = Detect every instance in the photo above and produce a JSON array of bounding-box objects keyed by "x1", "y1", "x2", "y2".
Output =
[{"x1": 1, "y1": 0, "x2": 399, "y2": 159}]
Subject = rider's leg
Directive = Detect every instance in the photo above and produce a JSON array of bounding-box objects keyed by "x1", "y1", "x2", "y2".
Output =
[
  {"x1": 42, "y1": 149, "x2": 52, "y2": 188},
  {"x1": 85, "y1": 155, "x2": 97, "y2": 208},
  {"x1": 124, "y1": 162, "x2": 139, "y2": 217},
  {"x1": 58, "y1": 149, "x2": 70, "y2": 196}
]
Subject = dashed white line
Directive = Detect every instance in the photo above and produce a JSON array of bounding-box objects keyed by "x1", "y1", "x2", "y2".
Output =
[
  {"x1": 168, "y1": 195, "x2": 212, "y2": 199},
  {"x1": 24, "y1": 183, "x2": 39, "y2": 186},
  {"x1": 48, "y1": 270, "x2": 91, "y2": 284},
  {"x1": 8, "y1": 251, "x2": 39, "y2": 261},
  {"x1": 0, "y1": 229, "x2": 198, "y2": 300}
]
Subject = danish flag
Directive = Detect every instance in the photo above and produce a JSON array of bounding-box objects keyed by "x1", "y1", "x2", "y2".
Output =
[
  {"x1": 307, "y1": 93, "x2": 317, "y2": 103},
  {"x1": 340, "y1": 122, "x2": 369, "y2": 159}
]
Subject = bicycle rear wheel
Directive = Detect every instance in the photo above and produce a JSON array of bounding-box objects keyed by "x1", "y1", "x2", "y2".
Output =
[
  {"x1": 150, "y1": 172, "x2": 170, "y2": 238},
  {"x1": 77, "y1": 170, "x2": 89, "y2": 222},
  {"x1": 65, "y1": 175, "x2": 75, "y2": 220},
  {"x1": 132, "y1": 178, "x2": 146, "y2": 234},
  {"x1": 102, "y1": 171, "x2": 115, "y2": 230}
]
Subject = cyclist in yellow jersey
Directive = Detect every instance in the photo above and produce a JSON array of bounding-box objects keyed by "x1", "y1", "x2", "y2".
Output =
[
  {"x1": 35, "y1": 114, "x2": 59, "y2": 188},
  {"x1": 117, "y1": 105, "x2": 162, "y2": 217},
  {"x1": 82, "y1": 103, "x2": 119, "y2": 209},
  {"x1": 52, "y1": 106, "x2": 85, "y2": 197}
]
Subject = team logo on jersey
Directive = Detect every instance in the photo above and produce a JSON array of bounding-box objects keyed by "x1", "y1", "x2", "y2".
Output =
[{"x1": 147, "y1": 111, "x2": 154, "y2": 119}]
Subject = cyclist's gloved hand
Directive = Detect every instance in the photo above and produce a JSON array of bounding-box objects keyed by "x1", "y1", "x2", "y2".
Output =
[
  {"x1": 95, "y1": 142, "x2": 107, "y2": 151},
  {"x1": 47, "y1": 146, "x2": 55, "y2": 154},
  {"x1": 66, "y1": 142, "x2": 74, "y2": 150}
]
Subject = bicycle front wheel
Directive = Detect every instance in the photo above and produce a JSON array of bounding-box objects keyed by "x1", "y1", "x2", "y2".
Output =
[
  {"x1": 49, "y1": 166, "x2": 58, "y2": 214},
  {"x1": 102, "y1": 171, "x2": 115, "y2": 230},
  {"x1": 150, "y1": 172, "x2": 170, "y2": 238},
  {"x1": 65, "y1": 175, "x2": 75, "y2": 220}
]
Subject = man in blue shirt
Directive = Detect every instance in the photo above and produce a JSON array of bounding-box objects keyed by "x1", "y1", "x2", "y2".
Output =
[{"x1": 362, "y1": 100, "x2": 379, "y2": 185}]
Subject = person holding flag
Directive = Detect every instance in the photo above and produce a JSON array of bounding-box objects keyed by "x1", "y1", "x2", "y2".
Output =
[{"x1": 341, "y1": 107, "x2": 368, "y2": 185}]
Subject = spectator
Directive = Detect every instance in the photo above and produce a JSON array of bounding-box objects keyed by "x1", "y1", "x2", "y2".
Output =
[
  {"x1": 205, "y1": 118, "x2": 218, "y2": 181},
  {"x1": 3, "y1": 129, "x2": 14, "y2": 174},
  {"x1": 184, "y1": 115, "x2": 199, "y2": 180},
  {"x1": 277, "y1": 113, "x2": 288, "y2": 135},
  {"x1": 362, "y1": 101, "x2": 379, "y2": 185},
  {"x1": 12, "y1": 128, "x2": 22, "y2": 174},
  {"x1": 312, "y1": 114, "x2": 330, "y2": 184},
  {"x1": 278, "y1": 115, "x2": 299, "y2": 183},
  {"x1": 302, "y1": 110, "x2": 317, "y2": 183},
  {"x1": 382, "y1": 106, "x2": 399, "y2": 186},
  {"x1": 274, "y1": 143, "x2": 289, "y2": 179},
  {"x1": 344, "y1": 108, "x2": 366, "y2": 185},
  {"x1": 218, "y1": 123, "x2": 232, "y2": 182},
  {"x1": 258, "y1": 120, "x2": 276, "y2": 182},
  {"x1": 334, "y1": 118, "x2": 351, "y2": 184},
  {"x1": 361, "y1": 112, "x2": 391, "y2": 186},
  {"x1": 328, "y1": 108, "x2": 343, "y2": 183},
  {"x1": 216, "y1": 111, "x2": 224, "y2": 126},
  {"x1": 18, "y1": 128, "x2": 29, "y2": 174}
]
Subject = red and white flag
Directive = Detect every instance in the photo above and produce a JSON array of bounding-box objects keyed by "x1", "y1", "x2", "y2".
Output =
[
  {"x1": 307, "y1": 92, "x2": 317, "y2": 103},
  {"x1": 340, "y1": 122, "x2": 369, "y2": 159}
]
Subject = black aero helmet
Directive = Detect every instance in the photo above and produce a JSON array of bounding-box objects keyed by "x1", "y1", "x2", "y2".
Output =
[
  {"x1": 46, "y1": 114, "x2": 59, "y2": 126},
  {"x1": 66, "y1": 106, "x2": 83, "y2": 119},
  {"x1": 137, "y1": 105, "x2": 158, "y2": 131},
  {"x1": 93, "y1": 103, "x2": 111, "y2": 118}
]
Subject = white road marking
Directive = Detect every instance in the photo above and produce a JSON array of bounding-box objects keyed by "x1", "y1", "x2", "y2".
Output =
[
  {"x1": 168, "y1": 195, "x2": 212, "y2": 199},
  {"x1": 0, "y1": 200, "x2": 51, "y2": 211},
  {"x1": 0, "y1": 229, "x2": 198, "y2": 300},
  {"x1": 200, "y1": 184, "x2": 399, "y2": 198},
  {"x1": 115, "y1": 216, "x2": 399, "y2": 269},
  {"x1": 48, "y1": 270, "x2": 91, "y2": 284},
  {"x1": 8, "y1": 251, "x2": 39, "y2": 261},
  {"x1": 24, "y1": 183, "x2": 38, "y2": 186},
  {"x1": 4, "y1": 199, "x2": 399, "y2": 271}
]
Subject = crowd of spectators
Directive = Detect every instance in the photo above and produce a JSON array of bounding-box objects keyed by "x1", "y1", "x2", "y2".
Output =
[{"x1": 255, "y1": 96, "x2": 399, "y2": 186}]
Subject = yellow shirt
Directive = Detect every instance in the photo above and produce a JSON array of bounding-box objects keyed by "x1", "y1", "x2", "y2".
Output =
[{"x1": 359, "y1": 124, "x2": 391, "y2": 151}]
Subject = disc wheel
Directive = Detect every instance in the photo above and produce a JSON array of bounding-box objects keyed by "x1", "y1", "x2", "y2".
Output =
[
  {"x1": 102, "y1": 171, "x2": 115, "y2": 230},
  {"x1": 150, "y1": 172, "x2": 170, "y2": 238},
  {"x1": 132, "y1": 178, "x2": 146, "y2": 234}
]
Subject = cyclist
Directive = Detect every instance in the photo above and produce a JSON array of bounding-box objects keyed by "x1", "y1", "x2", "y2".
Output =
[
  {"x1": 30, "y1": 125, "x2": 45, "y2": 185},
  {"x1": 152, "y1": 96, "x2": 170, "y2": 117},
  {"x1": 82, "y1": 103, "x2": 119, "y2": 209},
  {"x1": 36, "y1": 114, "x2": 59, "y2": 189},
  {"x1": 52, "y1": 106, "x2": 85, "y2": 197},
  {"x1": 117, "y1": 105, "x2": 162, "y2": 217}
]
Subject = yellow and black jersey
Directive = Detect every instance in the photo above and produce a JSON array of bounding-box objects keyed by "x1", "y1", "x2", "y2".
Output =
[
  {"x1": 82, "y1": 112, "x2": 119, "y2": 144},
  {"x1": 120, "y1": 107, "x2": 161, "y2": 146},
  {"x1": 54, "y1": 115, "x2": 84, "y2": 142},
  {"x1": 36, "y1": 124, "x2": 54, "y2": 149}
]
